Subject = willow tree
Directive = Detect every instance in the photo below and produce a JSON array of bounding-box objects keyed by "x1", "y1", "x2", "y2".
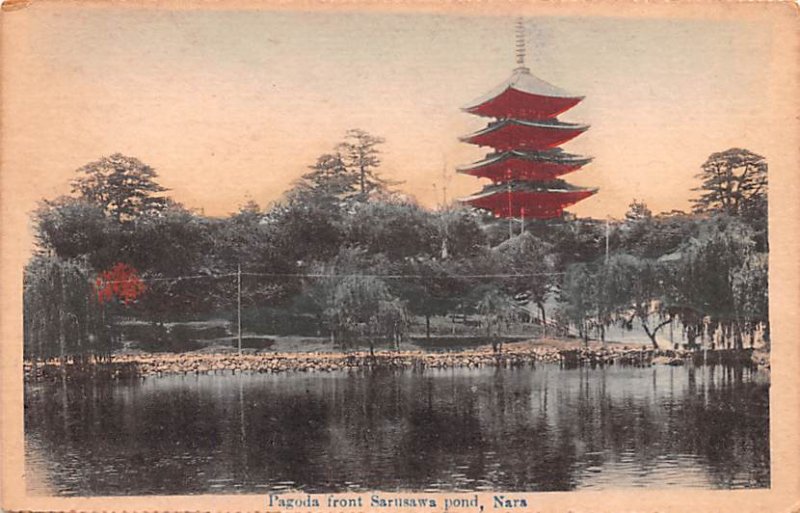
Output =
[
  {"x1": 561, "y1": 254, "x2": 672, "y2": 348},
  {"x1": 559, "y1": 263, "x2": 597, "y2": 345},
  {"x1": 475, "y1": 287, "x2": 518, "y2": 352},
  {"x1": 322, "y1": 274, "x2": 408, "y2": 353},
  {"x1": 494, "y1": 231, "x2": 556, "y2": 327},
  {"x1": 675, "y1": 217, "x2": 765, "y2": 349},
  {"x1": 24, "y1": 256, "x2": 112, "y2": 364},
  {"x1": 612, "y1": 255, "x2": 672, "y2": 349}
]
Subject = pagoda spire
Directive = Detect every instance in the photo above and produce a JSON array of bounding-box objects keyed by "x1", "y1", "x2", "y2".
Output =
[{"x1": 515, "y1": 17, "x2": 527, "y2": 70}]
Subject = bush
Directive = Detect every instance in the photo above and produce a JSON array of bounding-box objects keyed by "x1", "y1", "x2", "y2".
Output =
[
  {"x1": 241, "y1": 307, "x2": 324, "y2": 336},
  {"x1": 134, "y1": 323, "x2": 202, "y2": 353},
  {"x1": 230, "y1": 337, "x2": 275, "y2": 350}
]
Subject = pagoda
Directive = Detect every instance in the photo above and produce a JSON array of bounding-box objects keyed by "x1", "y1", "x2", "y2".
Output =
[{"x1": 458, "y1": 19, "x2": 597, "y2": 221}]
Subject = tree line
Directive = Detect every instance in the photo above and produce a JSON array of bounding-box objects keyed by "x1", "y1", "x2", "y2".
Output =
[{"x1": 24, "y1": 134, "x2": 769, "y2": 359}]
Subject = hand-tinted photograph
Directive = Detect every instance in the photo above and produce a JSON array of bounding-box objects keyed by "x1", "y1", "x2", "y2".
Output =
[{"x1": 13, "y1": 3, "x2": 775, "y2": 496}]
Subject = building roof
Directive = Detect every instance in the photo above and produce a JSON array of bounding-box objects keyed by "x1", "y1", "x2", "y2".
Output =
[
  {"x1": 462, "y1": 67, "x2": 583, "y2": 120},
  {"x1": 465, "y1": 67, "x2": 581, "y2": 106},
  {"x1": 457, "y1": 150, "x2": 592, "y2": 182},
  {"x1": 457, "y1": 149, "x2": 592, "y2": 172},
  {"x1": 460, "y1": 118, "x2": 589, "y2": 150},
  {"x1": 459, "y1": 183, "x2": 598, "y2": 219},
  {"x1": 464, "y1": 180, "x2": 596, "y2": 197},
  {"x1": 464, "y1": 118, "x2": 588, "y2": 137}
]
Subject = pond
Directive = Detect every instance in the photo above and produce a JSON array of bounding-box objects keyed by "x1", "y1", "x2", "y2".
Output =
[{"x1": 25, "y1": 363, "x2": 770, "y2": 495}]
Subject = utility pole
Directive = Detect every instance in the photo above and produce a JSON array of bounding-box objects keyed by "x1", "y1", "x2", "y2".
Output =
[
  {"x1": 598, "y1": 217, "x2": 611, "y2": 345},
  {"x1": 58, "y1": 265, "x2": 67, "y2": 381},
  {"x1": 441, "y1": 158, "x2": 449, "y2": 207},
  {"x1": 507, "y1": 181, "x2": 513, "y2": 240},
  {"x1": 237, "y1": 264, "x2": 242, "y2": 357}
]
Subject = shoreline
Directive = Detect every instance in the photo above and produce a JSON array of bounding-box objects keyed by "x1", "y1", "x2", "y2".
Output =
[{"x1": 23, "y1": 339, "x2": 768, "y2": 382}]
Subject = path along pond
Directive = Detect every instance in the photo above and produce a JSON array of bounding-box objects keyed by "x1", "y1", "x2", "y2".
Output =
[{"x1": 25, "y1": 364, "x2": 769, "y2": 495}]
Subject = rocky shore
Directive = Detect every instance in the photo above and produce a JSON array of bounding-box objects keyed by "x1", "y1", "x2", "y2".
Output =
[{"x1": 23, "y1": 341, "x2": 764, "y2": 382}]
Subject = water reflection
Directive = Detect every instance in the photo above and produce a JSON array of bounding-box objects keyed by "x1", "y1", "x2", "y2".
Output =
[{"x1": 25, "y1": 364, "x2": 769, "y2": 495}]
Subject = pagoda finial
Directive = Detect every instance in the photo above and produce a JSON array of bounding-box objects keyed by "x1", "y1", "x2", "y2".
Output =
[{"x1": 514, "y1": 17, "x2": 527, "y2": 71}]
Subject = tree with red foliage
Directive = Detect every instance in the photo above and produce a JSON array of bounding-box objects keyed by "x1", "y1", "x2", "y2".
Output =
[{"x1": 95, "y1": 263, "x2": 146, "y2": 304}]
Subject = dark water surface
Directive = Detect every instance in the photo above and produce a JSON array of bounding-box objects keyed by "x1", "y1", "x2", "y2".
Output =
[{"x1": 25, "y1": 364, "x2": 770, "y2": 495}]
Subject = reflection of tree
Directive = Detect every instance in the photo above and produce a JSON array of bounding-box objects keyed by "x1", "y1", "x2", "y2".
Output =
[
  {"x1": 393, "y1": 376, "x2": 487, "y2": 487},
  {"x1": 432, "y1": 369, "x2": 579, "y2": 491},
  {"x1": 25, "y1": 381, "x2": 221, "y2": 494},
  {"x1": 247, "y1": 393, "x2": 329, "y2": 487},
  {"x1": 541, "y1": 366, "x2": 768, "y2": 489},
  {"x1": 325, "y1": 369, "x2": 408, "y2": 486},
  {"x1": 24, "y1": 366, "x2": 769, "y2": 495},
  {"x1": 673, "y1": 366, "x2": 770, "y2": 488}
]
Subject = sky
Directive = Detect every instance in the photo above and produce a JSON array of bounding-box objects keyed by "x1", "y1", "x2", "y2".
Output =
[{"x1": 0, "y1": 2, "x2": 787, "y2": 223}]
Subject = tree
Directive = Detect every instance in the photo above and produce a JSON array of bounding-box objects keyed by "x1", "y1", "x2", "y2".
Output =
[
  {"x1": 692, "y1": 148, "x2": 767, "y2": 216},
  {"x1": 560, "y1": 257, "x2": 629, "y2": 345},
  {"x1": 33, "y1": 197, "x2": 120, "y2": 267},
  {"x1": 337, "y1": 129, "x2": 391, "y2": 197},
  {"x1": 395, "y1": 256, "x2": 463, "y2": 339},
  {"x1": 732, "y1": 252, "x2": 768, "y2": 347},
  {"x1": 560, "y1": 254, "x2": 672, "y2": 348},
  {"x1": 672, "y1": 216, "x2": 764, "y2": 349},
  {"x1": 267, "y1": 200, "x2": 346, "y2": 265},
  {"x1": 438, "y1": 208, "x2": 488, "y2": 259},
  {"x1": 95, "y1": 263, "x2": 147, "y2": 305},
  {"x1": 546, "y1": 217, "x2": 606, "y2": 267},
  {"x1": 494, "y1": 231, "x2": 556, "y2": 327},
  {"x1": 322, "y1": 274, "x2": 406, "y2": 353},
  {"x1": 617, "y1": 255, "x2": 671, "y2": 349},
  {"x1": 376, "y1": 298, "x2": 409, "y2": 350},
  {"x1": 24, "y1": 256, "x2": 112, "y2": 363},
  {"x1": 626, "y1": 210, "x2": 699, "y2": 259},
  {"x1": 619, "y1": 200, "x2": 654, "y2": 256},
  {"x1": 559, "y1": 263, "x2": 598, "y2": 345},
  {"x1": 291, "y1": 153, "x2": 359, "y2": 205},
  {"x1": 624, "y1": 199, "x2": 652, "y2": 222},
  {"x1": 475, "y1": 287, "x2": 518, "y2": 352},
  {"x1": 343, "y1": 199, "x2": 440, "y2": 260},
  {"x1": 269, "y1": 153, "x2": 356, "y2": 265},
  {"x1": 71, "y1": 153, "x2": 168, "y2": 222}
]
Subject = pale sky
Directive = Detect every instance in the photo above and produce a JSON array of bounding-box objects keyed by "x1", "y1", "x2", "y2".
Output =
[{"x1": 0, "y1": 3, "x2": 785, "y2": 222}]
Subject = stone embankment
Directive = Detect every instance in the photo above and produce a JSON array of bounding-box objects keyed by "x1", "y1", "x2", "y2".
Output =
[{"x1": 24, "y1": 344, "x2": 762, "y2": 382}]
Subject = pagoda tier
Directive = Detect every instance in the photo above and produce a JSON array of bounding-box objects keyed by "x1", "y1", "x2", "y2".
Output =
[
  {"x1": 457, "y1": 149, "x2": 592, "y2": 182},
  {"x1": 460, "y1": 118, "x2": 588, "y2": 151},
  {"x1": 462, "y1": 182, "x2": 598, "y2": 220},
  {"x1": 463, "y1": 67, "x2": 583, "y2": 121}
]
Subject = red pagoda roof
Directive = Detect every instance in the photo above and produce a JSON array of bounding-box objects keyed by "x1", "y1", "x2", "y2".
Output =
[
  {"x1": 463, "y1": 67, "x2": 583, "y2": 121},
  {"x1": 461, "y1": 118, "x2": 588, "y2": 151},
  {"x1": 457, "y1": 150, "x2": 592, "y2": 182},
  {"x1": 460, "y1": 185, "x2": 597, "y2": 219}
]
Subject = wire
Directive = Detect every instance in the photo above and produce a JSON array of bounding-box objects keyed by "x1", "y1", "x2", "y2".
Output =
[
  {"x1": 97, "y1": 273, "x2": 237, "y2": 285},
  {"x1": 96, "y1": 270, "x2": 566, "y2": 285},
  {"x1": 244, "y1": 272, "x2": 566, "y2": 279}
]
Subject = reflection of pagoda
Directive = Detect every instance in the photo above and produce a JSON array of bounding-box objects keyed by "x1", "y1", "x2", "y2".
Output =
[{"x1": 458, "y1": 19, "x2": 596, "y2": 221}]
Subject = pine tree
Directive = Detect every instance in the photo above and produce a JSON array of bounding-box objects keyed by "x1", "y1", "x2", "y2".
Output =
[
  {"x1": 692, "y1": 148, "x2": 767, "y2": 216},
  {"x1": 293, "y1": 152, "x2": 359, "y2": 204},
  {"x1": 337, "y1": 129, "x2": 392, "y2": 197},
  {"x1": 71, "y1": 153, "x2": 167, "y2": 222},
  {"x1": 624, "y1": 199, "x2": 652, "y2": 222}
]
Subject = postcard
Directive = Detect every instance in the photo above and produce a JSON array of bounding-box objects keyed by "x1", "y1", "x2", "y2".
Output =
[{"x1": 1, "y1": 1, "x2": 798, "y2": 512}]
